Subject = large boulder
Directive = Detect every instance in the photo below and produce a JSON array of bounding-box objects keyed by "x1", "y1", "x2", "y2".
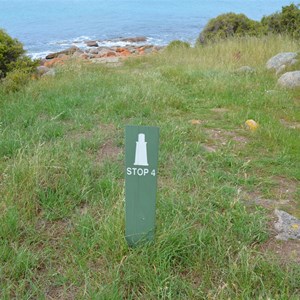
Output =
[
  {"x1": 46, "y1": 46, "x2": 79, "y2": 59},
  {"x1": 266, "y1": 52, "x2": 298, "y2": 72},
  {"x1": 278, "y1": 71, "x2": 300, "y2": 88}
]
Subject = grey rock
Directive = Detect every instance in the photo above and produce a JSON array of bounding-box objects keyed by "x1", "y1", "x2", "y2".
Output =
[
  {"x1": 278, "y1": 71, "x2": 300, "y2": 88},
  {"x1": 85, "y1": 40, "x2": 98, "y2": 47},
  {"x1": 266, "y1": 52, "x2": 298, "y2": 71},
  {"x1": 36, "y1": 66, "x2": 50, "y2": 76},
  {"x1": 236, "y1": 66, "x2": 255, "y2": 73},
  {"x1": 275, "y1": 64, "x2": 286, "y2": 75},
  {"x1": 120, "y1": 36, "x2": 147, "y2": 43},
  {"x1": 290, "y1": 58, "x2": 298, "y2": 66},
  {"x1": 274, "y1": 209, "x2": 300, "y2": 240},
  {"x1": 88, "y1": 48, "x2": 99, "y2": 54},
  {"x1": 42, "y1": 69, "x2": 56, "y2": 77}
]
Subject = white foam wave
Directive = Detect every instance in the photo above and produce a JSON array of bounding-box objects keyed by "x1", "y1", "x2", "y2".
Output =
[{"x1": 28, "y1": 51, "x2": 53, "y2": 60}]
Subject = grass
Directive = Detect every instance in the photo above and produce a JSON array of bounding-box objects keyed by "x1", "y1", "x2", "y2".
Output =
[{"x1": 0, "y1": 35, "x2": 299, "y2": 299}]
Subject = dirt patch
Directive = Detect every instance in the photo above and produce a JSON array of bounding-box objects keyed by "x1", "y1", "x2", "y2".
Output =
[
  {"x1": 243, "y1": 189, "x2": 292, "y2": 209},
  {"x1": 66, "y1": 123, "x2": 116, "y2": 142},
  {"x1": 260, "y1": 237, "x2": 300, "y2": 264},
  {"x1": 272, "y1": 176, "x2": 298, "y2": 201},
  {"x1": 204, "y1": 128, "x2": 248, "y2": 150},
  {"x1": 280, "y1": 119, "x2": 300, "y2": 130},
  {"x1": 95, "y1": 140, "x2": 122, "y2": 164},
  {"x1": 35, "y1": 218, "x2": 71, "y2": 249},
  {"x1": 46, "y1": 285, "x2": 79, "y2": 300},
  {"x1": 210, "y1": 108, "x2": 230, "y2": 114}
]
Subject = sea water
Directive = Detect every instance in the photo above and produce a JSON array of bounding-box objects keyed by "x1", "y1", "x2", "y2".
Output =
[{"x1": 0, "y1": 0, "x2": 294, "y2": 58}]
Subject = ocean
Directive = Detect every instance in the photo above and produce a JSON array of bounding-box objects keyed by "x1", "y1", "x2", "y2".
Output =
[{"x1": 0, "y1": 0, "x2": 294, "y2": 58}]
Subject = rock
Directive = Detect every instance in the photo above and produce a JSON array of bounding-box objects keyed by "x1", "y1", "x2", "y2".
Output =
[
  {"x1": 266, "y1": 52, "x2": 298, "y2": 72},
  {"x1": 236, "y1": 66, "x2": 255, "y2": 73},
  {"x1": 85, "y1": 40, "x2": 98, "y2": 47},
  {"x1": 72, "y1": 50, "x2": 84, "y2": 58},
  {"x1": 116, "y1": 47, "x2": 131, "y2": 56},
  {"x1": 88, "y1": 48, "x2": 99, "y2": 54},
  {"x1": 275, "y1": 64, "x2": 286, "y2": 75},
  {"x1": 45, "y1": 46, "x2": 79, "y2": 59},
  {"x1": 106, "y1": 51, "x2": 117, "y2": 57},
  {"x1": 79, "y1": 53, "x2": 90, "y2": 60},
  {"x1": 120, "y1": 36, "x2": 147, "y2": 43},
  {"x1": 278, "y1": 71, "x2": 300, "y2": 88},
  {"x1": 93, "y1": 48, "x2": 116, "y2": 58},
  {"x1": 42, "y1": 68, "x2": 56, "y2": 77},
  {"x1": 274, "y1": 209, "x2": 300, "y2": 241},
  {"x1": 43, "y1": 56, "x2": 68, "y2": 68},
  {"x1": 245, "y1": 119, "x2": 259, "y2": 131},
  {"x1": 36, "y1": 66, "x2": 50, "y2": 76}
]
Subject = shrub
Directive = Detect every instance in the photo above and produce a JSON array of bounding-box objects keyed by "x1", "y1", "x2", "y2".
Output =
[
  {"x1": 1, "y1": 69, "x2": 32, "y2": 93},
  {"x1": 0, "y1": 29, "x2": 25, "y2": 78},
  {"x1": 166, "y1": 40, "x2": 191, "y2": 50},
  {"x1": 261, "y1": 4, "x2": 300, "y2": 38},
  {"x1": 0, "y1": 29, "x2": 38, "y2": 92},
  {"x1": 198, "y1": 13, "x2": 262, "y2": 44}
]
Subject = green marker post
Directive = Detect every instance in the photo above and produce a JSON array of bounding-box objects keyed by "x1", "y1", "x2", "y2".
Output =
[{"x1": 125, "y1": 125, "x2": 159, "y2": 246}]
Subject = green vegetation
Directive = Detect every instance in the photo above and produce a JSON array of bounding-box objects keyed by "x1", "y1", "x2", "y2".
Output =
[
  {"x1": 262, "y1": 3, "x2": 300, "y2": 38},
  {"x1": 0, "y1": 35, "x2": 299, "y2": 299},
  {"x1": 166, "y1": 40, "x2": 191, "y2": 50},
  {"x1": 0, "y1": 29, "x2": 38, "y2": 92},
  {"x1": 198, "y1": 4, "x2": 300, "y2": 44},
  {"x1": 198, "y1": 13, "x2": 261, "y2": 44}
]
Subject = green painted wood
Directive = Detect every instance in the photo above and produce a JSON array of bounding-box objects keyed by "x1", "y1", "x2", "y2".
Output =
[{"x1": 125, "y1": 125, "x2": 159, "y2": 246}]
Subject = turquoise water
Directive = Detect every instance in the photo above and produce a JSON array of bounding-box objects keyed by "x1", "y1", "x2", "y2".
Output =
[{"x1": 0, "y1": 0, "x2": 294, "y2": 57}]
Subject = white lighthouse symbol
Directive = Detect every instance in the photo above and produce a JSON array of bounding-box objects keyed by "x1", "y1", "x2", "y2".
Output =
[{"x1": 134, "y1": 133, "x2": 149, "y2": 166}]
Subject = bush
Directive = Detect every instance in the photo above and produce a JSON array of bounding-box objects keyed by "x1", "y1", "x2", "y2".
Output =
[
  {"x1": 198, "y1": 13, "x2": 262, "y2": 44},
  {"x1": 198, "y1": 4, "x2": 300, "y2": 44},
  {"x1": 166, "y1": 40, "x2": 191, "y2": 50},
  {"x1": 1, "y1": 69, "x2": 32, "y2": 93},
  {"x1": 261, "y1": 4, "x2": 300, "y2": 38},
  {"x1": 0, "y1": 29, "x2": 38, "y2": 92},
  {"x1": 0, "y1": 29, "x2": 25, "y2": 78}
]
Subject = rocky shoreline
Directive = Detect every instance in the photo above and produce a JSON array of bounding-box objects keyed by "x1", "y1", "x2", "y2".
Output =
[{"x1": 39, "y1": 36, "x2": 165, "y2": 71}]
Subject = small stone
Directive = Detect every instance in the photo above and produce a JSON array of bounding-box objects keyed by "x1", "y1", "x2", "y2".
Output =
[
  {"x1": 274, "y1": 209, "x2": 300, "y2": 240},
  {"x1": 85, "y1": 40, "x2": 98, "y2": 47},
  {"x1": 245, "y1": 119, "x2": 259, "y2": 131}
]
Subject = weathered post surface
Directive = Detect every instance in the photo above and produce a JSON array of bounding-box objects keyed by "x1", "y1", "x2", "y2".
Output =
[{"x1": 125, "y1": 125, "x2": 159, "y2": 246}]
